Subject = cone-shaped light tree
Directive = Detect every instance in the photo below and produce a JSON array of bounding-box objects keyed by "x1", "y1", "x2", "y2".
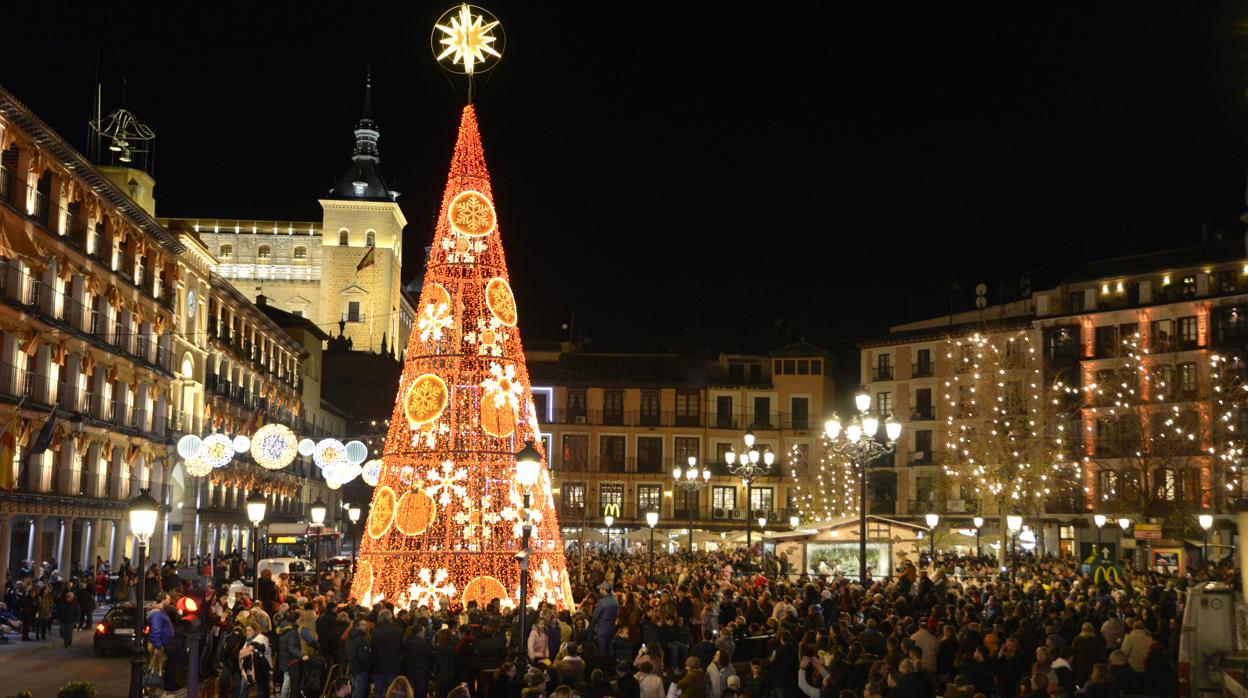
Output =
[{"x1": 351, "y1": 106, "x2": 569, "y2": 611}]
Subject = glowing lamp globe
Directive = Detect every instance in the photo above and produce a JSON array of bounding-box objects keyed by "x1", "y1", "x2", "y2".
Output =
[
  {"x1": 310, "y1": 499, "x2": 327, "y2": 526},
  {"x1": 646, "y1": 511, "x2": 659, "y2": 528},
  {"x1": 348, "y1": 506, "x2": 362, "y2": 524},
  {"x1": 824, "y1": 414, "x2": 842, "y2": 440},
  {"x1": 232, "y1": 435, "x2": 251, "y2": 453},
  {"x1": 972, "y1": 516, "x2": 985, "y2": 529},
  {"x1": 789, "y1": 515, "x2": 800, "y2": 528},
  {"x1": 724, "y1": 448, "x2": 736, "y2": 465},
  {"x1": 854, "y1": 390, "x2": 871, "y2": 413},
  {"x1": 298, "y1": 438, "x2": 315, "y2": 457},
  {"x1": 672, "y1": 467, "x2": 683, "y2": 480},
  {"x1": 344, "y1": 440, "x2": 368, "y2": 465},
  {"x1": 743, "y1": 430, "x2": 756, "y2": 448},
  {"x1": 846, "y1": 419, "x2": 863, "y2": 443},
  {"x1": 885, "y1": 414, "x2": 902, "y2": 441},
  {"x1": 925, "y1": 513, "x2": 940, "y2": 529},
  {"x1": 177, "y1": 434, "x2": 204, "y2": 460},
  {"x1": 763, "y1": 449, "x2": 775, "y2": 466},
  {"x1": 515, "y1": 441, "x2": 541, "y2": 488},
  {"x1": 245, "y1": 489, "x2": 268, "y2": 526},
  {"x1": 1093, "y1": 514, "x2": 1107, "y2": 528},
  {"x1": 862, "y1": 415, "x2": 879, "y2": 438},
  {"x1": 1117, "y1": 518, "x2": 1130, "y2": 531},
  {"x1": 758, "y1": 517, "x2": 767, "y2": 528},
  {"x1": 127, "y1": 489, "x2": 159, "y2": 543},
  {"x1": 701, "y1": 468, "x2": 711, "y2": 481},
  {"x1": 604, "y1": 514, "x2": 615, "y2": 529},
  {"x1": 1199, "y1": 513, "x2": 1214, "y2": 531},
  {"x1": 687, "y1": 455, "x2": 696, "y2": 468},
  {"x1": 1006, "y1": 515, "x2": 1023, "y2": 532}
]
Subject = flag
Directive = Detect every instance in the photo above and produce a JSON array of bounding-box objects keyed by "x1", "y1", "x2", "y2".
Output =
[
  {"x1": 244, "y1": 407, "x2": 262, "y2": 436},
  {"x1": 28, "y1": 405, "x2": 57, "y2": 456},
  {"x1": 0, "y1": 413, "x2": 19, "y2": 492},
  {"x1": 355, "y1": 246, "x2": 376, "y2": 273}
]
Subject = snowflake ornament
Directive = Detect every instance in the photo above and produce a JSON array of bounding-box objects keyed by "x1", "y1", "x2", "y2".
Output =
[
  {"x1": 463, "y1": 316, "x2": 510, "y2": 357},
  {"x1": 408, "y1": 568, "x2": 457, "y2": 610},
  {"x1": 418, "y1": 301, "x2": 454, "y2": 342},
  {"x1": 481, "y1": 362, "x2": 523, "y2": 411},
  {"x1": 424, "y1": 459, "x2": 469, "y2": 506}
]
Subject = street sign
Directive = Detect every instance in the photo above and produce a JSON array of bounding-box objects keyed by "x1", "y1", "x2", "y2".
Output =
[{"x1": 1134, "y1": 523, "x2": 1162, "y2": 540}]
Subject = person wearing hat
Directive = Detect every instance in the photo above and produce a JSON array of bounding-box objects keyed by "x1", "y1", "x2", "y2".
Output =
[
  {"x1": 590, "y1": 583, "x2": 618, "y2": 659},
  {"x1": 676, "y1": 657, "x2": 707, "y2": 698}
]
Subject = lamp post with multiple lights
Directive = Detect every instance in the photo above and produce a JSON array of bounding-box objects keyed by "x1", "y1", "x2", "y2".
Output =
[
  {"x1": 246, "y1": 489, "x2": 268, "y2": 602},
  {"x1": 824, "y1": 390, "x2": 902, "y2": 581},
  {"x1": 672, "y1": 456, "x2": 711, "y2": 552},
  {"x1": 127, "y1": 489, "x2": 159, "y2": 698},
  {"x1": 514, "y1": 441, "x2": 542, "y2": 672},
  {"x1": 725, "y1": 430, "x2": 773, "y2": 554},
  {"x1": 309, "y1": 498, "x2": 327, "y2": 575}
]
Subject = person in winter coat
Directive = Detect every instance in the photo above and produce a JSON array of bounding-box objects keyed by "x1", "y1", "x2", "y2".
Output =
[
  {"x1": 276, "y1": 611, "x2": 303, "y2": 698},
  {"x1": 346, "y1": 619, "x2": 373, "y2": 698},
  {"x1": 1121, "y1": 622, "x2": 1152, "y2": 673},
  {"x1": 708, "y1": 650, "x2": 738, "y2": 698},
  {"x1": 635, "y1": 660, "x2": 664, "y2": 698},
  {"x1": 240, "y1": 623, "x2": 273, "y2": 698},
  {"x1": 527, "y1": 621, "x2": 550, "y2": 662},
  {"x1": 219, "y1": 625, "x2": 248, "y2": 698},
  {"x1": 433, "y1": 628, "x2": 457, "y2": 698},
  {"x1": 402, "y1": 619, "x2": 434, "y2": 698},
  {"x1": 56, "y1": 591, "x2": 80, "y2": 648},
  {"x1": 37, "y1": 587, "x2": 53, "y2": 640},
  {"x1": 372, "y1": 610, "x2": 404, "y2": 697},
  {"x1": 676, "y1": 657, "x2": 707, "y2": 698},
  {"x1": 1072, "y1": 622, "x2": 1106, "y2": 686},
  {"x1": 590, "y1": 584, "x2": 618, "y2": 657}
]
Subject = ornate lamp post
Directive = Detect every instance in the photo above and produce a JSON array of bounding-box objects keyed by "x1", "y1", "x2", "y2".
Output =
[
  {"x1": 725, "y1": 430, "x2": 773, "y2": 554},
  {"x1": 603, "y1": 504, "x2": 619, "y2": 552},
  {"x1": 1006, "y1": 514, "x2": 1023, "y2": 578},
  {"x1": 127, "y1": 489, "x2": 159, "y2": 698},
  {"x1": 246, "y1": 489, "x2": 268, "y2": 602},
  {"x1": 925, "y1": 513, "x2": 939, "y2": 560},
  {"x1": 1093, "y1": 514, "x2": 1106, "y2": 551},
  {"x1": 646, "y1": 510, "x2": 659, "y2": 578},
  {"x1": 309, "y1": 498, "x2": 327, "y2": 574},
  {"x1": 1199, "y1": 513, "x2": 1214, "y2": 565},
  {"x1": 347, "y1": 504, "x2": 362, "y2": 573},
  {"x1": 972, "y1": 516, "x2": 984, "y2": 557},
  {"x1": 789, "y1": 514, "x2": 800, "y2": 529},
  {"x1": 672, "y1": 456, "x2": 710, "y2": 552},
  {"x1": 824, "y1": 390, "x2": 902, "y2": 581},
  {"x1": 514, "y1": 440, "x2": 542, "y2": 671}
]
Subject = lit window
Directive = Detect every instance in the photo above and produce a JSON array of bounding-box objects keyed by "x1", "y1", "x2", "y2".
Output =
[
  {"x1": 338, "y1": 230, "x2": 349, "y2": 246},
  {"x1": 366, "y1": 231, "x2": 375, "y2": 247},
  {"x1": 220, "y1": 245, "x2": 233, "y2": 259},
  {"x1": 293, "y1": 246, "x2": 307, "y2": 260},
  {"x1": 257, "y1": 245, "x2": 271, "y2": 260}
]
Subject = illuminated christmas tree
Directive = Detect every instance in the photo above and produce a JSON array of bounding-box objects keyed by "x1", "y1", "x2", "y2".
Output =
[
  {"x1": 789, "y1": 437, "x2": 859, "y2": 521},
  {"x1": 350, "y1": 105, "x2": 569, "y2": 611}
]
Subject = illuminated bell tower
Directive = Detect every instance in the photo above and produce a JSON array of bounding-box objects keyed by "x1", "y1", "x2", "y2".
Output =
[{"x1": 319, "y1": 71, "x2": 406, "y2": 354}]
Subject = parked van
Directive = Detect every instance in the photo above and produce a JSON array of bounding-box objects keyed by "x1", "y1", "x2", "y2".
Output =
[
  {"x1": 1177, "y1": 581, "x2": 1247, "y2": 696},
  {"x1": 257, "y1": 557, "x2": 313, "y2": 581}
]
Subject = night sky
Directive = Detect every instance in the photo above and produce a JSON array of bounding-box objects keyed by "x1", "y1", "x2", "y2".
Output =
[{"x1": 5, "y1": 1, "x2": 1248, "y2": 363}]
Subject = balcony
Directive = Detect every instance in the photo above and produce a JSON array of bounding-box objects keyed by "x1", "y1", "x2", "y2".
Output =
[
  {"x1": 910, "y1": 408, "x2": 934, "y2": 421},
  {"x1": 873, "y1": 366, "x2": 894, "y2": 381}
]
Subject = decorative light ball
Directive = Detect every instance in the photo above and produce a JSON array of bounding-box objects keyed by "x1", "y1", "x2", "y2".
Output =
[
  {"x1": 344, "y1": 440, "x2": 368, "y2": 465},
  {"x1": 184, "y1": 455, "x2": 212, "y2": 477},
  {"x1": 325, "y1": 476, "x2": 343, "y2": 490},
  {"x1": 314, "y1": 439, "x2": 347, "y2": 470},
  {"x1": 201, "y1": 433, "x2": 235, "y2": 469},
  {"x1": 362, "y1": 459, "x2": 383, "y2": 487},
  {"x1": 336, "y1": 462, "x2": 363, "y2": 484},
  {"x1": 177, "y1": 434, "x2": 204, "y2": 460},
  {"x1": 232, "y1": 435, "x2": 251, "y2": 453},
  {"x1": 298, "y1": 438, "x2": 315, "y2": 457},
  {"x1": 251, "y1": 424, "x2": 298, "y2": 470}
]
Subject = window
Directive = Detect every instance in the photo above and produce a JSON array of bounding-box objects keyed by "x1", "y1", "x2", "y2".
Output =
[
  {"x1": 637, "y1": 485, "x2": 661, "y2": 514},
  {"x1": 810, "y1": 360, "x2": 822, "y2": 375},
  {"x1": 1219, "y1": 270, "x2": 1238, "y2": 294},
  {"x1": 749, "y1": 487, "x2": 774, "y2": 514},
  {"x1": 914, "y1": 349, "x2": 932, "y2": 376},
  {"x1": 600, "y1": 436, "x2": 626, "y2": 473},
  {"x1": 783, "y1": 359, "x2": 796, "y2": 375},
  {"x1": 1151, "y1": 319, "x2": 1174, "y2": 351},
  {"x1": 640, "y1": 390, "x2": 661, "y2": 425},
  {"x1": 1095, "y1": 326, "x2": 1117, "y2": 357},
  {"x1": 1178, "y1": 316, "x2": 1197, "y2": 348},
  {"x1": 913, "y1": 430, "x2": 933, "y2": 464},
  {"x1": 715, "y1": 442, "x2": 733, "y2": 464},
  {"x1": 875, "y1": 354, "x2": 893, "y2": 380},
  {"x1": 675, "y1": 489, "x2": 700, "y2": 517},
  {"x1": 532, "y1": 392, "x2": 548, "y2": 422},
  {"x1": 914, "y1": 388, "x2": 932, "y2": 420},
  {"x1": 562, "y1": 483, "x2": 585, "y2": 510},
  {"x1": 338, "y1": 230, "x2": 349, "y2": 245},
  {"x1": 293, "y1": 246, "x2": 307, "y2": 260},
  {"x1": 749, "y1": 364, "x2": 762, "y2": 382},
  {"x1": 712, "y1": 486, "x2": 737, "y2": 512},
  {"x1": 715, "y1": 396, "x2": 734, "y2": 428},
  {"x1": 1181, "y1": 275, "x2": 1197, "y2": 298},
  {"x1": 366, "y1": 231, "x2": 376, "y2": 247},
  {"x1": 567, "y1": 389, "x2": 586, "y2": 419},
  {"x1": 1068, "y1": 291, "x2": 1085, "y2": 313},
  {"x1": 915, "y1": 475, "x2": 937, "y2": 503},
  {"x1": 797, "y1": 360, "x2": 809, "y2": 375},
  {"x1": 673, "y1": 437, "x2": 699, "y2": 465},
  {"x1": 257, "y1": 245, "x2": 271, "y2": 261},
  {"x1": 1178, "y1": 362, "x2": 1197, "y2": 395},
  {"x1": 291, "y1": 310, "x2": 303, "y2": 318},
  {"x1": 345, "y1": 301, "x2": 362, "y2": 322},
  {"x1": 603, "y1": 390, "x2": 623, "y2": 425},
  {"x1": 773, "y1": 360, "x2": 781, "y2": 375},
  {"x1": 791, "y1": 397, "x2": 809, "y2": 429},
  {"x1": 219, "y1": 244, "x2": 233, "y2": 259},
  {"x1": 561, "y1": 434, "x2": 588, "y2": 471},
  {"x1": 600, "y1": 483, "x2": 624, "y2": 514},
  {"x1": 1156, "y1": 469, "x2": 1178, "y2": 501},
  {"x1": 875, "y1": 392, "x2": 892, "y2": 417},
  {"x1": 675, "y1": 390, "x2": 699, "y2": 426},
  {"x1": 637, "y1": 437, "x2": 663, "y2": 473},
  {"x1": 753, "y1": 396, "x2": 772, "y2": 427}
]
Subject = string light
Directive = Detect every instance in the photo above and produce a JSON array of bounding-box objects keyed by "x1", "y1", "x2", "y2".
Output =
[
  {"x1": 202, "y1": 433, "x2": 235, "y2": 469},
  {"x1": 789, "y1": 436, "x2": 858, "y2": 521},
  {"x1": 314, "y1": 438, "x2": 347, "y2": 470},
  {"x1": 251, "y1": 423, "x2": 298, "y2": 470},
  {"x1": 352, "y1": 105, "x2": 568, "y2": 610},
  {"x1": 184, "y1": 455, "x2": 212, "y2": 477}
]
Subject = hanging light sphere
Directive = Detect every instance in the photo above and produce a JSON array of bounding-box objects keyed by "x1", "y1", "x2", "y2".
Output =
[
  {"x1": 298, "y1": 438, "x2": 316, "y2": 457},
  {"x1": 184, "y1": 455, "x2": 212, "y2": 477},
  {"x1": 202, "y1": 433, "x2": 235, "y2": 469},
  {"x1": 177, "y1": 434, "x2": 204, "y2": 460},
  {"x1": 344, "y1": 440, "x2": 368, "y2": 465},
  {"x1": 251, "y1": 424, "x2": 298, "y2": 470},
  {"x1": 232, "y1": 435, "x2": 251, "y2": 454},
  {"x1": 336, "y1": 461, "x2": 364, "y2": 484},
  {"x1": 361, "y1": 459, "x2": 383, "y2": 487},
  {"x1": 314, "y1": 439, "x2": 347, "y2": 470},
  {"x1": 325, "y1": 476, "x2": 343, "y2": 491}
]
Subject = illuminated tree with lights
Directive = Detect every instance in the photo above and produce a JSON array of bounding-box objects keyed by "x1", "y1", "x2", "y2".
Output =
[
  {"x1": 938, "y1": 329, "x2": 1077, "y2": 560},
  {"x1": 1052, "y1": 333, "x2": 1247, "y2": 529},
  {"x1": 789, "y1": 438, "x2": 858, "y2": 521},
  {"x1": 350, "y1": 106, "x2": 569, "y2": 611}
]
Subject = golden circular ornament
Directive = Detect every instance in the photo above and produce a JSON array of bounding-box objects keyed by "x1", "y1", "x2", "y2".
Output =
[
  {"x1": 395, "y1": 490, "x2": 437, "y2": 536},
  {"x1": 424, "y1": 282, "x2": 451, "y2": 310},
  {"x1": 448, "y1": 190, "x2": 496, "y2": 238},
  {"x1": 462, "y1": 575, "x2": 509, "y2": 609},
  {"x1": 485, "y1": 277, "x2": 517, "y2": 327},
  {"x1": 404, "y1": 374, "x2": 449, "y2": 427},
  {"x1": 367, "y1": 485, "x2": 397, "y2": 539}
]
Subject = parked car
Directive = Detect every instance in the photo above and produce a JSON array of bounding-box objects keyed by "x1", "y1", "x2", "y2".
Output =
[
  {"x1": 94, "y1": 603, "x2": 138, "y2": 657},
  {"x1": 258, "y1": 557, "x2": 314, "y2": 581}
]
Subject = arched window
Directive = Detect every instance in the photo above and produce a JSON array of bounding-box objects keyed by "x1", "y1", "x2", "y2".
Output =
[
  {"x1": 365, "y1": 231, "x2": 375, "y2": 247},
  {"x1": 338, "y1": 230, "x2": 349, "y2": 245},
  {"x1": 220, "y1": 244, "x2": 233, "y2": 259},
  {"x1": 257, "y1": 245, "x2": 271, "y2": 260},
  {"x1": 293, "y1": 246, "x2": 307, "y2": 260}
]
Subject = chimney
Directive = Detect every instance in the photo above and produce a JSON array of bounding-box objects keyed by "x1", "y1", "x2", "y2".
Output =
[{"x1": 256, "y1": 294, "x2": 267, "y2": 307}]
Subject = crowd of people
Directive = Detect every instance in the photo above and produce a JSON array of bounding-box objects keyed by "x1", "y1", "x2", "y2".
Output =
[{"x1": 0, "y1": 544, "x2": 1236, "y2": 698}]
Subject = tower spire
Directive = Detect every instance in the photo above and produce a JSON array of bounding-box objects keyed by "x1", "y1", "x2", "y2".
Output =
[
  {"x1": 328, "y1": 67, "x2": 395, "y2": 201},
  {"x1": 361, "y1": 65, "x2": 373, "y2": 122}
]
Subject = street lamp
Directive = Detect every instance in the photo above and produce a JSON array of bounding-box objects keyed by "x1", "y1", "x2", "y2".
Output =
[
  {"x1": 925, "y1": 513, "x2": 939, "y2": 560},
  {"x1": 603, "y1": 510, "x2": 616, "y2": 551},
  {"x1": 309, "y1": 498, "x2": 327, "y2": 575},
  {"x1": 127, "y1": 489, "x2": 159, "y2": 698},
  {"x1": 246, "y1": 489, "x2": 267, "y2": 603},
  {"x1": 1006, "y1": 515, "x2": 1023, "y2": 577},
  {"x1": 1093, "y1": 514, "x2": 1106, "y2": 552},
  {"x1": 514, "y1": 440, "x2": 541, "y2": 672},
  {"x1": 726, "y1": 430, "x2": 773, "y2": 556},
  {"x1": 789, "y1": 514, "x2": 800, "y2": 529},
  {"x1": 824, "y1": 389, "x2": 902, "y2": 581},
  {"x1": 1117, "y1": 517, "x2": 1130, "y2": 532},
  {"x1": 1199, "y1": 513, "x2": 1214, "y2": 565},
  {"x1": 646, "y1": 510, "x2": 659, "y2": 578},
  {"x1": 672, "y1": 456, "x2": 711, "y2": 552},
  {"x1": 347, "y1": 504, "x2": 362, "y2": 573},
  {"x1": 758, "y1": 516, "x2": 767, "y2": 529},
  {"x1": 972, "y1": 516, "x2": 984, "y2": 557}
]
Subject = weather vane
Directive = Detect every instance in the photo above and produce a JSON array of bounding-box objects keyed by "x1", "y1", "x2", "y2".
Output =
[{"x1": 431, "y1": 4, "x2": 505, "y2": 102}]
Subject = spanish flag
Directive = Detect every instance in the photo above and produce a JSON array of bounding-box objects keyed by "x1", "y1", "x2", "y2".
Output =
[
  {"x1": 356, "y1": 246, "x2": 376, "y2": 273},
  {"x1": 0, "y1": 413, "x2": 19, "y2": 492}
]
